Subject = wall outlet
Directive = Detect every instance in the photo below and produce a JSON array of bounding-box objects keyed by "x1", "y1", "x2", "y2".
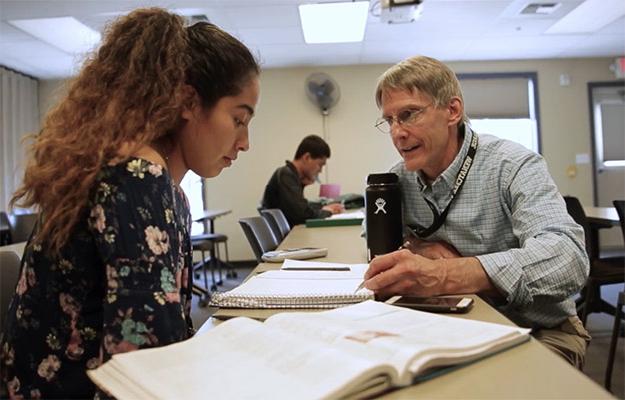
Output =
[
  {"x1": 575, "y1": 153, "x2": 590, "y2": 164},
  {"x1": 559, "y1": 73, "x2": 571, "y2": 86}
]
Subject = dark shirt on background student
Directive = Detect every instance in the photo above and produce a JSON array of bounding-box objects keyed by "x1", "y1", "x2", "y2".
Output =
[{"x1": 261, "y1": 135, "x2": 343, "y2": 226}]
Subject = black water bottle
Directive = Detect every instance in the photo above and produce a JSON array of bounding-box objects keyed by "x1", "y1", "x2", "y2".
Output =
[{"x1": 366, "y1": 173, "x2": 403, "y2": 261}]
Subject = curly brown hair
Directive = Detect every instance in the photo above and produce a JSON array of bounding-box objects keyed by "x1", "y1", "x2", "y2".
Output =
[{"x1": 11, "y1": 8, "x2": 259, "y2": 254}]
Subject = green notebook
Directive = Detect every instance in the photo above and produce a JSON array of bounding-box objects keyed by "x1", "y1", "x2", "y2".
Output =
[{"x1": 305, "y1": 217, "x2": 363, "y2": 227}]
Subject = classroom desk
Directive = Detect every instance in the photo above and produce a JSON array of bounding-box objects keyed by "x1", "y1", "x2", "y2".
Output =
[
  {"x1": 583, "y1": 206, "x2": 620, "y2": 259},
  {"x1": 203, "y1": 225, "x2": 612, "y2": 399},
  {"x1": 192, "y1": 208, "x2": 231, "y2": 235},
  {"x1": 0, "y1": 241, "x2": 26, "y2": 258}
]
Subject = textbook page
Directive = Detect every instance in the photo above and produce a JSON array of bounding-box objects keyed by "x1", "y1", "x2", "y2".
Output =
[
  {"x1": 265, "y1": 301, "x2": 530, "y2": 386},
  {"x1": 88, "y1": 316, "x2": 397, "y2": 400},
  {"x1": 229, "y1": 269, "x2": 367, "y2": 295}
]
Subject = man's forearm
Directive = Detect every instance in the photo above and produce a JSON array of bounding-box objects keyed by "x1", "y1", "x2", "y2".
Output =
[{"x1": 440, "y1": 257, "x2": 502, "y2": 297}]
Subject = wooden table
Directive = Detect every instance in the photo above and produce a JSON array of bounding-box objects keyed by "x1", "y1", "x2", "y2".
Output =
[{"x1": 202, "y1": 225, "x2": 612, "y2": 399}]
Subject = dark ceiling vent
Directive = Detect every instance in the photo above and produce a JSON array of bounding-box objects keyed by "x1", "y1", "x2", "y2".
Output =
[
  {"x1": 188, "y1": 14, "x2": 210, "y2": 24},
  {"x1": 520, "y1": 2, "x2": 561, "y2": 15}
]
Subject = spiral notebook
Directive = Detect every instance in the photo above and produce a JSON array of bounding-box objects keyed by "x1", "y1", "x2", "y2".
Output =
[{"x1": 209, "y1": 261, "x2": 373, "y2": 309}]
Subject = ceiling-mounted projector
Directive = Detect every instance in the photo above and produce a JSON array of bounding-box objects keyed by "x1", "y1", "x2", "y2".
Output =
[{"x1": 380, "y1": 0, "x2": 424, "y2": 24}]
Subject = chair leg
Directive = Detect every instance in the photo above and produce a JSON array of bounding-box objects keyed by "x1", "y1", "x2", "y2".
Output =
[
  {"x1": 200, "y1": 249, "x2": 209, "y2": 292},
  {"x1": 224, "y1": 241, "x2": 237, "y2": 278},
  {"x1": 209, "y1": 248, "x2": 219, "y2": 291},
  {"x1": 581, "y1": 279, "x2": 598, "y2": 326},
  {"x1": 215, "y1": 245, "x2": 223, "y2": 284},
  {"x1": 605, "y1": 291, "x2": 625, "y2": 391}
]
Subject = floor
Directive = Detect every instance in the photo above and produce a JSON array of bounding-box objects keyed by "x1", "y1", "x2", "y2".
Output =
[{"x1": 190, "y1": 266, "x2": 624, "y2": 399}]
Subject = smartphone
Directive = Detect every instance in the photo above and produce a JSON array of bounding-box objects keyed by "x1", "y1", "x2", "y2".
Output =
[{"x1": 391, "y1": 296, "x2": 474, "y2": 313}]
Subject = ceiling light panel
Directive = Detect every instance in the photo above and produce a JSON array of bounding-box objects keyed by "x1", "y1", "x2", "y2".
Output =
[
  {"x1": 545, "y1": 0, "x2": 625, "y2": 34},
  {"x1": 8, "y1": 16, "x2": 101, "y2": 54},
  {"x1": 299, "y1": 1, "x2": 369, "y2": 44}
]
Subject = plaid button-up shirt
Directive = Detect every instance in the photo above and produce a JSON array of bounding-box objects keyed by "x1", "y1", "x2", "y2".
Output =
[{"x1": 391, "y1": 125, "x2": 588, "y2": 329}]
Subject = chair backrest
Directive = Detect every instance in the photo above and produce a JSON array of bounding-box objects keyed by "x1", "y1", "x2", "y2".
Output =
[
  {"x1": 613, "y1": 200, "x2": 625, "y2": 243},
  {"x1": 8, "y1": 212, "x2": 38, "y2": 243},
  {"x1": 239, "y1": 217, "x2": 279, "y2": 263},
  {"x1": 0, "y1": 251, "x2": 21, "y2": 335},
  {"x1": 0, "y1": 212, "x2": 11, "y2": 245},
  {"x1": 563, "y1": 195, "x2": 593, "y2": 256},
  {"x1": 259, "y1": 210, "x2": 283, "y2": 242},
  {"x1": 260, "y1": 209, "x2": 291, "y2": 242}
]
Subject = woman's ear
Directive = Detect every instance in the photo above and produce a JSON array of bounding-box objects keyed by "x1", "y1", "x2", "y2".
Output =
[
  {"x1": 447, "y1": 97, "x2": 464, "y2": 127},
  {"x1": 180, "y1": 85, "x2": 201, "y2": 121}
]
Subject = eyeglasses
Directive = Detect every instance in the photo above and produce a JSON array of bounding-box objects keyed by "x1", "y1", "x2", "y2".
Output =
[{"x1": 374, "y1": 104, "x2": 433, "y2": 134}]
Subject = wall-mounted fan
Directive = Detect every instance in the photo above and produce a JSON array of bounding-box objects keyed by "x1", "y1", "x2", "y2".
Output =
[{"x1": 305, "y1": 73, "x2": 341, "y2": 116}]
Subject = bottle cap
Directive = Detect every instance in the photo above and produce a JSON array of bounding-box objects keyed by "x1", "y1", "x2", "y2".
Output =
[{"x1": 367, "y1": 173, "x2": 398, "y2": 185}]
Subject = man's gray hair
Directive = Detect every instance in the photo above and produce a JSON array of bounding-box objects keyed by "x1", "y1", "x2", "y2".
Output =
[{"x1": 375, "y1": 55, "x2": 468, "y2": 123}]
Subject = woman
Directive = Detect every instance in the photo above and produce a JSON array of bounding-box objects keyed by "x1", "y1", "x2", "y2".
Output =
[{"x1": 0, "y1": 8, "x2": 260, "y2": 398}]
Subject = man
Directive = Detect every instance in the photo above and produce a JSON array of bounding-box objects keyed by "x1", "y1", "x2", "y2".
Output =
[
  {"x1": 363, "y1": 56, "x2": 590, "y2": 367},
  {"x1": 262, "y1": 135, "x2": 343, "y2": 226}
]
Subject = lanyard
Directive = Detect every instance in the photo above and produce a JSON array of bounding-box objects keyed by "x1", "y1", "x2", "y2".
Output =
[{"x1": 410, "y1": 130, "x2": 478, "y2": 238}]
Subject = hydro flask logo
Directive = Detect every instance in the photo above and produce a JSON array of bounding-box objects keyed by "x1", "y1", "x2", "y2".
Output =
[{"x1": 374, "y1": 198, "x2": 387, "y2": 214}]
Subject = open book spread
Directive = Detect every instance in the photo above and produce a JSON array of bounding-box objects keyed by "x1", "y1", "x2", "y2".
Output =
[
  {"x1": 209, "y1": 261, "x2": 373, "y2": 308},
  {"x1": 87, "y1": 301, "x2": 530, "y2": 400}
]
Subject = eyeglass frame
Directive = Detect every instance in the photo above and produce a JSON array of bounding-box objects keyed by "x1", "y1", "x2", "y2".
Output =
[{"x1": 374, "y1": 103, "x2": 434, "y2": 134}]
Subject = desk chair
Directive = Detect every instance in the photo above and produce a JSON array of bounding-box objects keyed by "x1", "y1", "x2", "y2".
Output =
[
  {"x1": 0, "y1": 251, "x2": 21, "y2": 337},
  {"x1": 190, "y1": 236, "x2": 217, "y2": 307},
  {"x1": 563, "y1": 196, "x2": 625, "y2": 325},
  {"x1": 605, "y1": 289, "x2": 624, "y2": 391},
  {"x1": 8, "y1": 212, "x2": 38, "y2": 243},
  {"x1": 259, "y1": 209, "x2": 291, "y2": 242},
  {"x1": 0, "y1": 212, "x2": 11, "y2": 245},
  {"x1": 239, "y1": 217, "x2": 278, "y2": 263}
]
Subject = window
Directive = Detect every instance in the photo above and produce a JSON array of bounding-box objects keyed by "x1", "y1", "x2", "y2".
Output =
[
  {"x1": 179, "y1": 171, "x2": 205, "y2": 235},
  {"x1": 459, "y1": 73, "x2": 541, "y2": 154}
]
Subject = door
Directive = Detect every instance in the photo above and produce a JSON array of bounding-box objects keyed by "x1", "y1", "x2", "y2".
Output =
[{"x1": 590, "y1": 82, "x2": 625, "y2": 251}]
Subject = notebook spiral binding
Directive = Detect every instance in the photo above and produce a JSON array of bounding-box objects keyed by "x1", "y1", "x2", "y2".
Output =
[{"x1": 209, "y1": 292, "x2": 373, "y2": 309}]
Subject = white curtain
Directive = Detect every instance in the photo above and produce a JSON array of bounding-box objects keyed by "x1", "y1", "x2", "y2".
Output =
[{"x1": 0, "y1": 67, "x2": 39, "y2": 212}]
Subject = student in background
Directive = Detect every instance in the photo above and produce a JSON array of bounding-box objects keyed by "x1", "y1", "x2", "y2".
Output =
[
  {"x1": 261, "y1": 135, "x2": 344, "y2": 226},
  {"x1": 0, "y1": 8, "x2": 259, "y2": 398},
  {"x1": 363, "y1": 55, "x2": 590, "y2": 368}
]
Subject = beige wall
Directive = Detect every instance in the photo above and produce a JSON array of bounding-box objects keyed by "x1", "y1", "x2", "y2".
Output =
[{"x1": 38, "y1": 57, "x2": 618, "y2": 261}]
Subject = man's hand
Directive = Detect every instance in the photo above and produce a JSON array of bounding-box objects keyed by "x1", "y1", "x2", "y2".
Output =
[
  {"x1": 364, "y1": 249, "x2": 448, "y2": 298},
  {"x1": 363, "y1": 249, "x2": 499, "y2": 299},
  {"x1": 403, "y1": 239, "x2": 461, "y2": 260},
  {"x1": 322, "y1": 203, "x2": 344, "y2": 214}
]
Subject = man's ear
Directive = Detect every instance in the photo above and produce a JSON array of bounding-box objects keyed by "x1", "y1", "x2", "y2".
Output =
[
  {"x1": 447, "y1": 97, "x2": 464, "y2": 127},
  {"x1": 181, "y1": 85, "x2": 201, "y2": 121}
]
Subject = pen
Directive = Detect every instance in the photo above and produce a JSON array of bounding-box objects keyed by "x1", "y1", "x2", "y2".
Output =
[
  {"x1": 282, "y1": 267, "x2": 350, "y2": 271},
  {"x1": 354, "y1": 280, "x2": 366, "y2": 293}
]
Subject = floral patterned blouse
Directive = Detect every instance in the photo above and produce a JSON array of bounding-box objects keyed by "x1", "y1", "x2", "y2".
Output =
[{"x1": 0, "y1": 158, "x2": 194, "y2": 399}]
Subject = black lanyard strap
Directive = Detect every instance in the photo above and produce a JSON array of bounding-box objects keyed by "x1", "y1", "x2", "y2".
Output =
[{"x1": 410, "y1": 131, "x2": 478, "y2": 238}]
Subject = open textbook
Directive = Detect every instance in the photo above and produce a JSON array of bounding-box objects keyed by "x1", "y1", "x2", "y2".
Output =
[
  {"x1": 88, "y1": 301, "x2": 530, "y2": 400},
  {"x1": 209, "y1": 260, "x2": 373, "y2": 308}
]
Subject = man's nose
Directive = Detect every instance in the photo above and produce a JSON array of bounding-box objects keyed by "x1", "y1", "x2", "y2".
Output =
[{"x1": 390, "y1": 121, "x2": 407, "y2": 138}]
